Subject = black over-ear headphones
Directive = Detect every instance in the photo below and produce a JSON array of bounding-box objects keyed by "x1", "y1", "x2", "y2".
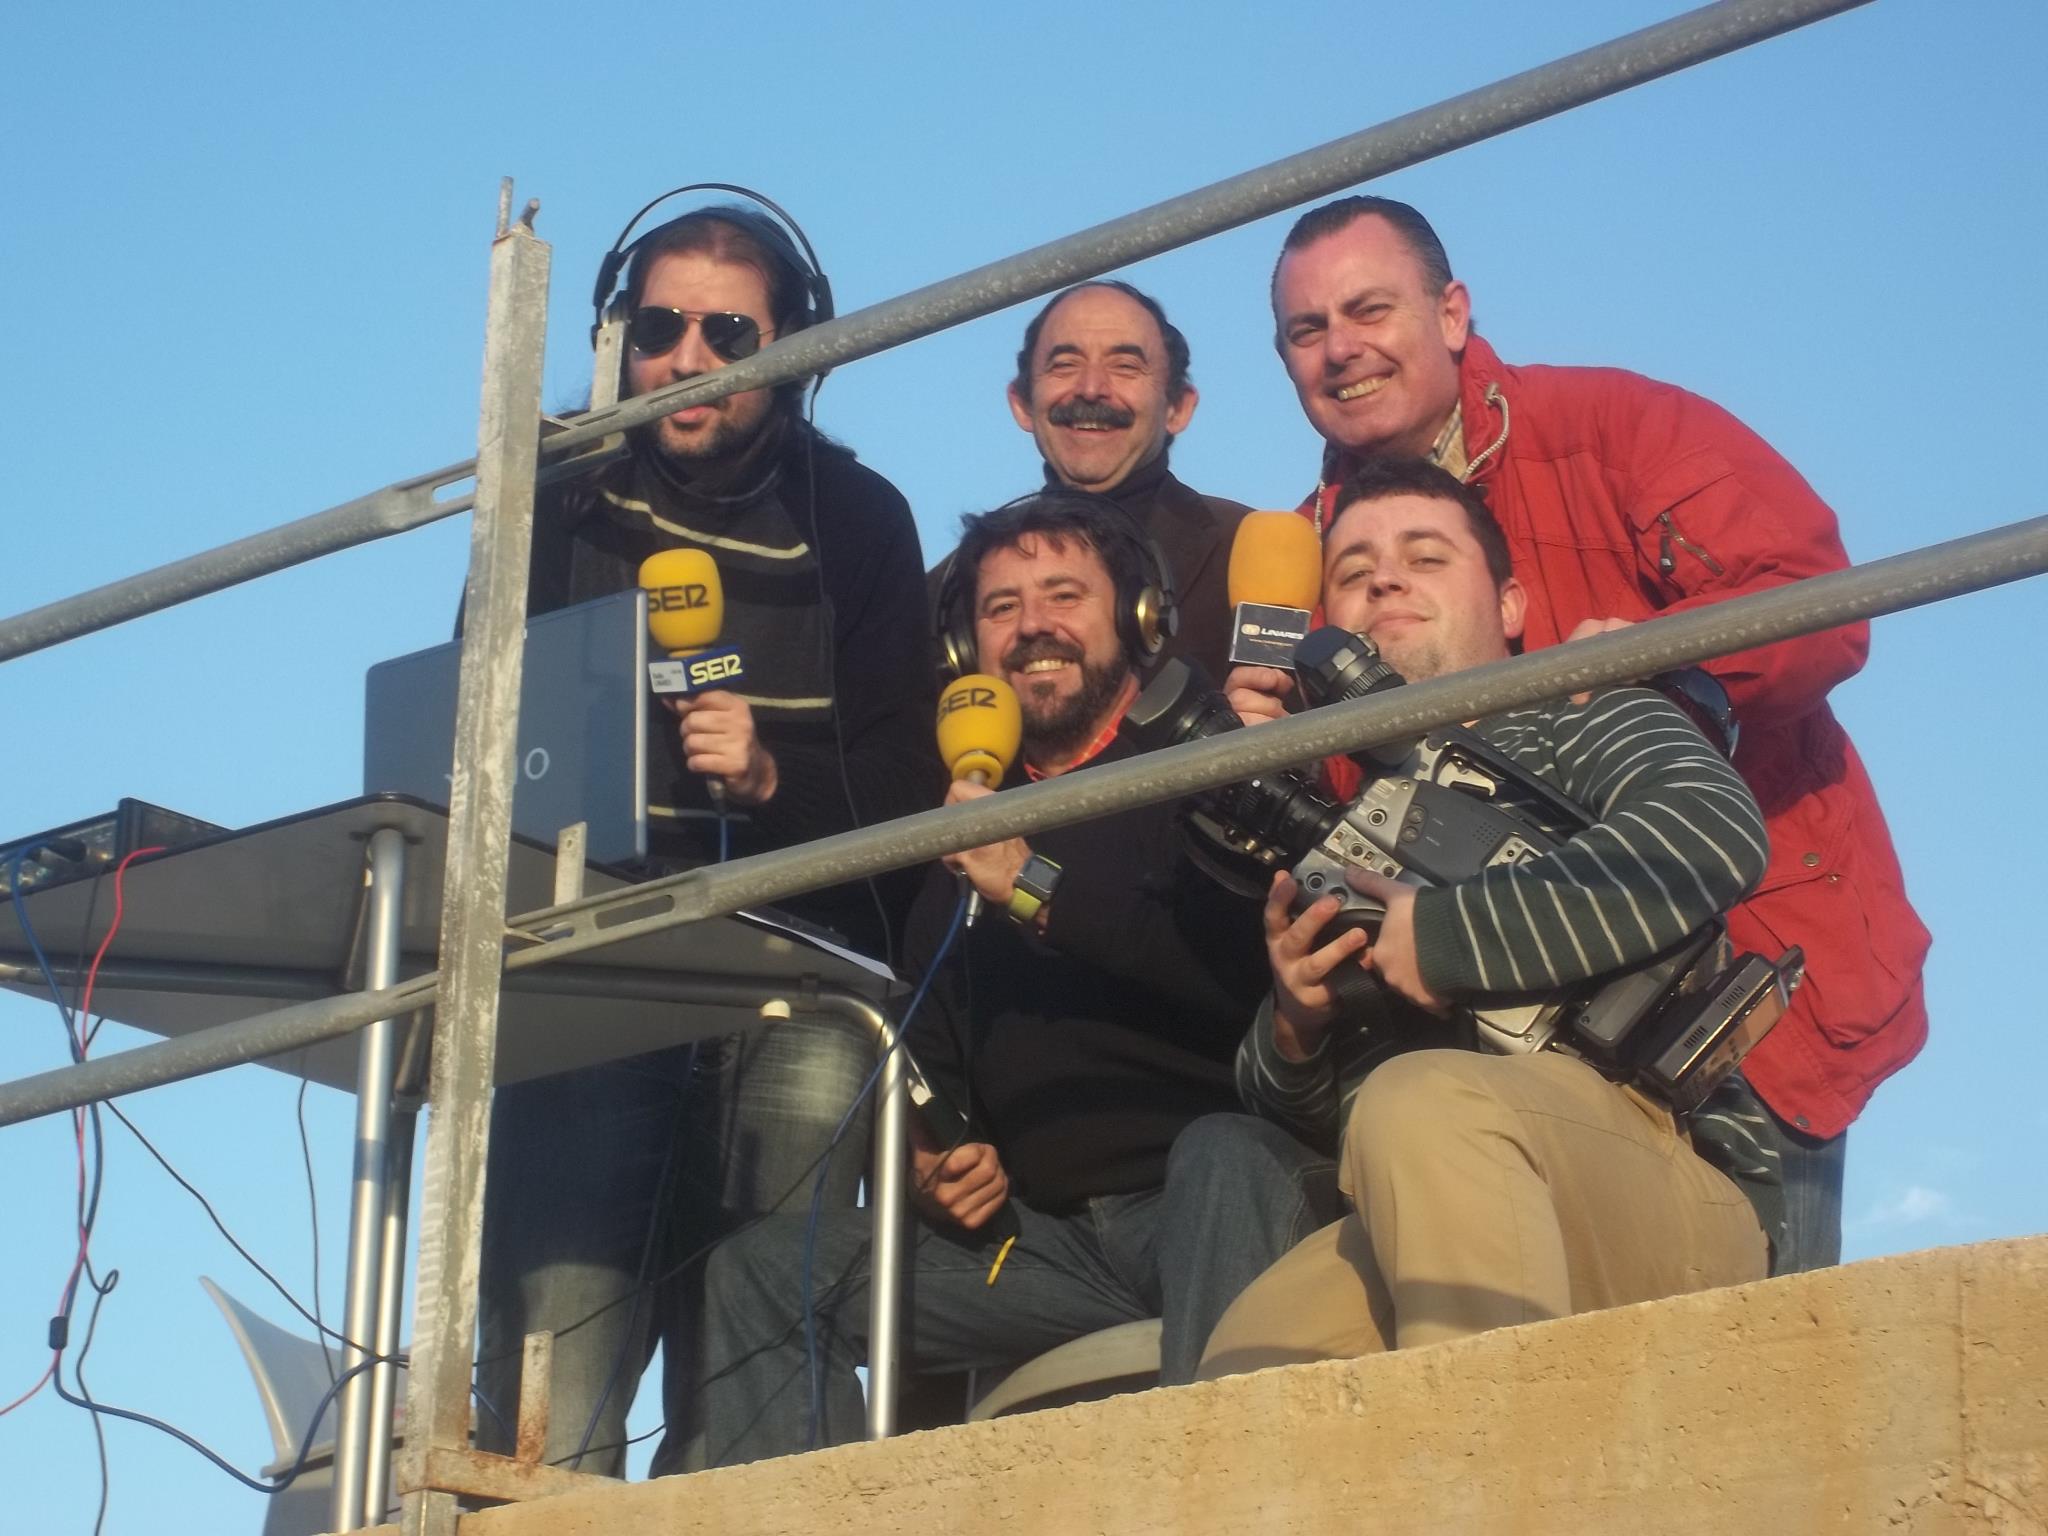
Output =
[
  {"x1": 934, "y1": 491, "x2": 1180, "y2": 680},
  {"x1": 589, "y1": 182, "x2": 835, "y2": 372}
]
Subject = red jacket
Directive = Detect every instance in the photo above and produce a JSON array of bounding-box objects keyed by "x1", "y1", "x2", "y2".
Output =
[{"x1": 1302, "y1": 332, "x2": 1928, "y2": 1139}]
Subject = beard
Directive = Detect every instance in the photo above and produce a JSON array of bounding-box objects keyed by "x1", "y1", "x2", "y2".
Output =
[
  {"x1": 1006, "y1": 638, "x2": 1133, "y2": 762},
  {"x1": 646, "y1": 404, "x2": 762, "y2": 468}
]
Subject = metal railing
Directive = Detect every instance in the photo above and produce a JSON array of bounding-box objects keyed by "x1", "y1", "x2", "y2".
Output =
[
  {"x1": 0, "y1": 0, "x2": 1868, "y2": 666},
  {"x1": 7, "y1": 504, "x2": 2048, "y2": 1134},
  {"x1": 14, "y1": 1, "x2": 2029, "y2": 1532}
]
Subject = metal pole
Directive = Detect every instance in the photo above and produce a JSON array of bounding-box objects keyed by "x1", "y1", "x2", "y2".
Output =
[
  {"x1": 515, "y1": 513, "x2": 2048, "y2": 958},
  {"x1": 365, "y1": 1108, "x2": 418, "y2": 1521},
  {"x1": 332, "y1": 826, "x2": 407, "y2": 1531},
  {"x1": 0, "y1": 0, "x2": 1870, "y2": 663},
  {"x1": 4, "y1": 512, "x2": 2045, "y2": 1134},
  {"x1": 866, "y1": 1022, "x2": 910, "y2": 1438},
  {"x1": 398, "y1": 185, "x2": 550, "y2": 1536}
]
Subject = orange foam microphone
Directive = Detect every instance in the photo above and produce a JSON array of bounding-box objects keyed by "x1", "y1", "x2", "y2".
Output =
[
  {"x1": 936, "y1": 674, "x2": 1022, "y2": 926},
  {"x1": 1226, "y1": 510, "x2": 1323, "y2": 669}
]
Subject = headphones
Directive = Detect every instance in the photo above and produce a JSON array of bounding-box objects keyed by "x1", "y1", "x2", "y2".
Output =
[
  {"x1": 589, "y1": 182, "x2": 835, "y2": 378},
  {"x1": 934, "y1": 491, "x2": 1180, "y2": 679}
]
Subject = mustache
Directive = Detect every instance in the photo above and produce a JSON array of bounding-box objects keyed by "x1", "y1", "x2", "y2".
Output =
[
  {"x1": 1002, "y1": 637, "x2": 1085, "y2": 672},
  {"x1": 1045, "y1": 398, "x2": 1136, "y2": 431}
]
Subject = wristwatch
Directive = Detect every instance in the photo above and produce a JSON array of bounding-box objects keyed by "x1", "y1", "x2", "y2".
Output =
[{"x1": 1007, "y1": 853, "x2": 1062, "y2": 927}]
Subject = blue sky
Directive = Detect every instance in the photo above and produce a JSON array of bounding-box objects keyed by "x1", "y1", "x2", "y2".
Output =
[{"x1": 3, "y1": 1, "x2": 2043, "y2": 1527}]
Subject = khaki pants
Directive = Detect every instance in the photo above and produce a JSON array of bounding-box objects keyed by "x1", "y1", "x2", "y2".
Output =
[{"x1": 1199, "y1": 1049, "x2": 1766, "y2": 1377}]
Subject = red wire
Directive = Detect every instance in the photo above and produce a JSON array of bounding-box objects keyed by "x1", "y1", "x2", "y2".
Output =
[
  {"x1": 0, "y1": 845, "x2": 165, "y2": 1419},
  {"x1": 77, "y1": 846, "x2": 163, "y2": 1033}
]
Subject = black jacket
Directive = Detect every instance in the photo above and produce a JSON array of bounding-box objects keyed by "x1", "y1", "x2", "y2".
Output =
[
  {"x1": 926, "y1": 451, "x2": 1248, "y2": 687},
  {"x1": 1092, "y1": 452, "x2": 1247, "y2": 684},
  {"x1": 900, "y1": 733, "x2": 1268, "y2": 1211},
  {"x1": 525, "y1": 418, "x2": 942, "y2": 957}
]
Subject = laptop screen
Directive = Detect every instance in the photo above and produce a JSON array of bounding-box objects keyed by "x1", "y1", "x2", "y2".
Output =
[{"x1": 362, "y1": 590, "x2": 649, "y2": 866}]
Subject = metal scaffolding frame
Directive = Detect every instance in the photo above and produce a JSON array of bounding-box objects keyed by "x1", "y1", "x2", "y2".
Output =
[{"x1": 12, "y1": 0, "x2": 2036, "y2": 1530}]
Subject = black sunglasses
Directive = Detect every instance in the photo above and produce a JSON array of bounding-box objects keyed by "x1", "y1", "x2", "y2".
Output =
[{"x1": 627, "y1": 307, "x2": 766, "y2": 362}]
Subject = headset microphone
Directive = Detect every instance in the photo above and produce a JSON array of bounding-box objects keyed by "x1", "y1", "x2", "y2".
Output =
[
  {"x1": 1226, "y1": 511, "x2": 1324, "y2": 669},
  {"x1": 936, "y1": 674, "x2": 1022, "y2": 927}
]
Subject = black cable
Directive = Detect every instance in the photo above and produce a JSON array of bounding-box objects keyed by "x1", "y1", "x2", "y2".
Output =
[
  {"x1": 554, "y1": 1416, "x2": 666, "y2": 1468},
  {"x1": 800, "y1": 400, "x2": 897, "y2": 966},
  {"x1": 53, "y1": 1347, "x2": 394, "y2": 1496},
  {"x1": 470, "y1": 1376, "x2": 511, "y2": 1446},
  {"x1": 101, "y1": 1098, "x2": 371, "y2": 1356},
  {"x1": 294, "y1": 1071, "x2": 337, "y2": 1383},
  {"x1": 72, "y1": 1261, "x2": 117, "y2": 1536},
  {"x1": 69, "y1": 863, "x2": 108, "y2": 1049}
]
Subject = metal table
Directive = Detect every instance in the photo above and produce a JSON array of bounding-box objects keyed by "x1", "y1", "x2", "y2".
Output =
[{"x1": 0, "y1": 793, "x2": 907, "y2": 1528}]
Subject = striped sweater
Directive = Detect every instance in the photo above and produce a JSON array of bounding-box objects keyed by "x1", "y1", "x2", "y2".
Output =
[{"x1": 1237, "y1": 686, "x2": 1769, "y2": 1152}]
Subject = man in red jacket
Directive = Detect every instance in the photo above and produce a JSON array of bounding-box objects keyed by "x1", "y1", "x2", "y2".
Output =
[{"x1": 1263, "y1": 195, "x2": 1929, "y2": 1272}]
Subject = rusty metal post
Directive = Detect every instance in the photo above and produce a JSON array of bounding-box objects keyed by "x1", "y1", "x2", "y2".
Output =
[
  {"x1": 397, "y1": 181, "x2": 551, "y2": 1536},
  {"x1": 513, "y1": 1332, "x2": 554, "y2": 1464}
]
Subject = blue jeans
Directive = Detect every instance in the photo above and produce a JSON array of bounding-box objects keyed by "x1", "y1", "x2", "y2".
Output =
[
  {"x1": 1773, "y1": 1121, "x2": 1847, "y2": 1274},
  {"x1": 476, "y1": 1014, "x2": 873, "y2": 1477},
  {"x1": 698, "y1": 1112, "x2": 1335, "y2": 1467}
]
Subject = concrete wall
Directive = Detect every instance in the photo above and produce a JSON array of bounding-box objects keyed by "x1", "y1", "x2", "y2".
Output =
[{"x1": 454, "y1": 1236, "x2": 2046, "y2": 1535}]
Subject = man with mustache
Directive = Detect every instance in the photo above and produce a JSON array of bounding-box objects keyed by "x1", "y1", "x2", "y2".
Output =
[
  {"x1": 1256, "y1": 195, "x2": 1928, "y2": 1275},
  {"x1": 695, "y1": 491, "x2": 1288, "y2": 1465},
  {"x1": 1003, "y1": 280, "x2": 1248, "y2": 676}
]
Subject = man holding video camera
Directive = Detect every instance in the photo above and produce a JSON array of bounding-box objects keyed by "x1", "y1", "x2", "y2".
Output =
[{"x1": 1197, "y1": 459, "x2": 1779, "y2": 1373}]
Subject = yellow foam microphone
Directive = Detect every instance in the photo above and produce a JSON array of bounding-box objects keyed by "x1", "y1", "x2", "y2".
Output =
[
  {"x1": 1226, "y1": 510, "x2": 1324, "y2": 669},
  {"x1": 640, "y1": 549, "x2": 748, "y2": 814},
  {"x1": 936, "y1": 674, "x2": 1022, "y2": 927},
  {"x1": 639, "y1": 549, "x2": 746, "y2": 695},
  {"x1": 937, "y1": 673, "x2": 1022, "y2": 788}
]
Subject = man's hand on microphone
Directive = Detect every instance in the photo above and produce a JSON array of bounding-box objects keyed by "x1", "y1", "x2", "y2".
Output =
[
  {"x1": 909, "y1": 1116, "x2": 1011, "y2": 1231},
  {"x1": 942, "y1": 779, "x2": 1032, "y2": 905},
  {"x1": 672, "y1": 691, "x2": 778, "y2": 806},
  {"x1": 1225, "y1": 664, "x2": 1295, "y2": 725}
]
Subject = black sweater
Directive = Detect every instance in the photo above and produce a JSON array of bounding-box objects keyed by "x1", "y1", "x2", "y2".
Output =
[
  {"x1": 525, "y1": 419, "x2": 943, "y2": 956},
  {"x1": 900, "y1": 734, "x2": 1268, "y2": 1212}
]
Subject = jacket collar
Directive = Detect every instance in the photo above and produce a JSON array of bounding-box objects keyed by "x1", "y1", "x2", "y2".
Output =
[
  {"x1": 1453, "y1": 332, "x2": 1512, "y2": 487},
  {"x1": 1038, "y1": 445, "x2": 1173, "y2": 504}
]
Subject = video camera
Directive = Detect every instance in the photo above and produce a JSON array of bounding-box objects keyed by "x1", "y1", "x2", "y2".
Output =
[{"x1": 1123, "y1": 631, "x2": 1800, "y2": 1113}]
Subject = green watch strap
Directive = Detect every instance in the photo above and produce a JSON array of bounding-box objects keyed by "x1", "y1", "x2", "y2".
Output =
[{"x1": 1007, "y1": 853, "x2": 1062, "y2": 925}]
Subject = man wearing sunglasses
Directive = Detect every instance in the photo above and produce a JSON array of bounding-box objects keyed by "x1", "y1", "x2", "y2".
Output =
[{"x1": 478, "y1": 204, "x2": 940, "y2": 1479}]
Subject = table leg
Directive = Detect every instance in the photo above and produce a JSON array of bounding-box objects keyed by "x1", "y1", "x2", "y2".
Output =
[{"x1": 332, "y1": 826, "x2": 407, "y2": 1531}]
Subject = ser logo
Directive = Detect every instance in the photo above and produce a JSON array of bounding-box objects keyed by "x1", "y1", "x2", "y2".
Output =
[
  {"x1": 686, "y1": 651, "x2": 744, "y2": 687},
  {"x1": 651, "y1": 583, "x2": 711, "y2": 612},
  {"x1": 938, "y1": 686, "x2": 998, "y2": 718}
]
